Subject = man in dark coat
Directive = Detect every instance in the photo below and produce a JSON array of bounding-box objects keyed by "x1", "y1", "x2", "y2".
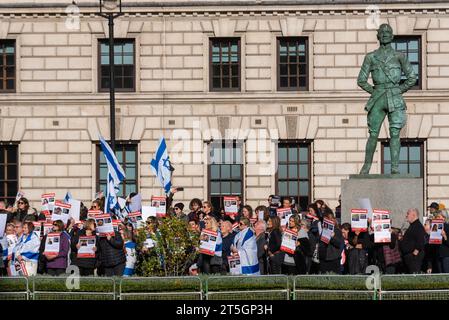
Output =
[
  {"x1": 399, "y1": 208, "x2": 426, "y2": 274},
  {"x1": 97, "y1": 230, "x2": 126, "y2": 276}
]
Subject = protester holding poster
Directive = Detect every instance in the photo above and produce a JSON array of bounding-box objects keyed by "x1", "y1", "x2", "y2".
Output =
[
  {"x1": 40, "y1": 220, "x2": 70, "y2": 276},
  {"x1": 436, "y1": 215, "x2": 449, "y2": 273},
  {"x1": 281, "y1": 215, "x2": 300, "y2": 275},
  {"x1": 429, "y1": 219, "x2": 444, "y2": 245},
  {"x1": 13, "y1": 222, "x2": 41, "y2": 276},
  {"x1": 97, "y1": 227, "x2": 125, "y2": 276},
  {"x1": 198, "y1": 215, "x2": 222, "y2": 274},
  {"x1": 7, "y1": 197, "x2": 30, "y2": 223},
  {"x1": 224, "y1": 196, "x2": 239, "y2": 218},
  {"x1": 265, "y1": 216, "x2": 283, "y2": 274},
  {"x1": 318, "y1": 214, "x2": 343, "y2": 274},
  {"x1": 71, "y1": 219, "x2": 98, "y2": 276},
  {"x1": 231, "y1": 218, "x2": 259, "y2": 275}
]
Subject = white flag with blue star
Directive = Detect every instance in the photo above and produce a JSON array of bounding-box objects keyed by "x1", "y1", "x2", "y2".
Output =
[
  {"x1": 99, "y1": 135, "x2": 126, "y2": 214},
  {"x1": 150, "y1": 137, "x2": 173, "y2": 194}
]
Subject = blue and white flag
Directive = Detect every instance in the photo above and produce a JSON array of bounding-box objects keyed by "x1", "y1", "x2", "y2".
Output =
[
  {"x1": 99, "y1": 135, "x2": 126, "y2": 214},
  {"x1": 63, "y1": 191, "x2": 73, "y2": 204},
  {"x1": 150, "y1": 137, "x2": 173, "y2": 194},
  {"x1": 233, "y1": 227, "x2": 260, "y2": 275}
]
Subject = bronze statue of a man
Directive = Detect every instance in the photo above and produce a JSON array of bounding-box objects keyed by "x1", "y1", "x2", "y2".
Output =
[{"x1": 357, "y1": 24, "x2": 417, "y2": 174}]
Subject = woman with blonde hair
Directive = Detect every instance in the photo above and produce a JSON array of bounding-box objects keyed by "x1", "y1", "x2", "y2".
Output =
[{"x1": 198, "y1": 215, "x2": 222, "y2": 274}]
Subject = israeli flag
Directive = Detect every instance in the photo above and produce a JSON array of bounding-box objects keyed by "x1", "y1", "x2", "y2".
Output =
[
  {"x1": 233, "y1": 227, "x2": 260, "y2": 275},
  {"x1": 63, "y1": 191, "x2": 73, "y2": 204},
  {"x1": 150, "y1": 137, "x2": 174, "y2": 194},
  {"x1": 99, "y1": 135, "x2": 126, "y2": 213}
]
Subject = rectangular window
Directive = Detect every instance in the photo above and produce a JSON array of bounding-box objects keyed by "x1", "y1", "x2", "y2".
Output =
[
  {"x1": 0, "y1": 143, "x2": 18, "y2": 204},
  {"x1": 276, "y1": 141, "x2": 311, "y2": 211},
  {"x1": 391, "y1": 36, "x2": 421, "y2": 89},
  {"x1": 278, "y1": 37, "x2": 308, "y2": 91},
  {"x1": 97, "y1": 142, "x2": 138, "y2": 197},
  {"x1": 0, "y1": 40, "x2": 16, "y2": 92},
  {"x1": 209, "y1": 38, "x2": 240, "y2": 91},
  {"x1": 98, "y1": 39, "x2": 135, "y2": 92},
  {"x1": 381, "y1": 139, "x2": 424, "y2": 178},
  {"x1": 208, "y1": 140, "x2": 243, "y2": 211}
]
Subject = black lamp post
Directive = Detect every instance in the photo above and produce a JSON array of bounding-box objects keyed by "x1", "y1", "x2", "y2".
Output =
[{"x1": 97, "y1": 0, "x2": 123, "y2": 152}]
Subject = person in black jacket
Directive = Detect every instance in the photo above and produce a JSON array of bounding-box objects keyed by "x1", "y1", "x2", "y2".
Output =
[
  {"x1": 220, "y1": 220, "x2": 236, "y2": 273},
  {"x1": 346, "y1": 229, "x2": 373, "y2": 274},
  {"x1": 265, "y1": 216, "x2": 283, "y2": 274},
  {"x1": 399, "y1": 208, "x2": 426, "y2": 274},
  {"x1": 97, "y1": 229, "x2": 126, "y2": 276},
  {"x1": 71, "y1": 219, "x2": 98, "y2": 276},
  {"x1": 318, "y1": 213, "x2": 343, "y2": 274},
  {"x1": 7, "y1": 197, "x2": 29, "y2": 223}
]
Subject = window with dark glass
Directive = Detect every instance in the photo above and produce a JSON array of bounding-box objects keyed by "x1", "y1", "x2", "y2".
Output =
[
  {"x1": 0, "y1": 144, "x2": 18, "y2": 204},
  {"x1": 97, "y1": 142, "x2": 138, "y2": 197},
  {"x1": 208, "y1": 140, "x2": 243, "y2": 211},
  {"x1": 391, "y1": 36, "x2": 421, "y2": 89},
  {"x1": 278, "y1": 37, "x2": 308, "y2": 91},
  {"x1": 99, "y1": 39, "x2": 135, "y2": 92},
  {"x1": 276, "y1": 141, "x2": 311, "y2": 211},
  {"x1": 210, "y1": 38, "x2": 240, "y2": 91},
  {"x1": 0, "y1": 40, "x2": 15, "y2": 92},
  {"x1": 381, "y1": 140, "x2": 424, "y2": 178}
]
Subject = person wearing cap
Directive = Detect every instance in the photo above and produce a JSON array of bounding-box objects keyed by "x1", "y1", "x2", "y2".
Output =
[
  {"x1": 427, "y1": 202, "x2": 440, "y2": 217},
  {"x1": 173, "y1": 203, "x2": 187, "y2": 221}
]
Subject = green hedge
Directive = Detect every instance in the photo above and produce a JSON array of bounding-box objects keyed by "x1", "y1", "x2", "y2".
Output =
[
  {"x1": 120, "y1": 277, "x2": 201, "y2": 293},
  {"x1": 32, "y1": 276, "x2": 116, "y2": 293},
  {"x1": 294, "y1": 275, "x2": 371, "y2": 291},
  {"x1": 0, "y1": 277, "x2": 28, "y2": 292},
  {"x1": 381, "y1": 274, "x2": 449, "y2": 291},
  {"x1": 206, "y1": 275, "x2": 289, "y2": 292}
]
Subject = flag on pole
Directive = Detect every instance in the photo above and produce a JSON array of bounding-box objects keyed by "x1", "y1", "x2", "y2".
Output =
[
  {"x1": 150, "y1": 137, "x2": 174, "y2": 194},
  {"x1": 99, "y1": 135, "x2": 126, "y2": 214}
]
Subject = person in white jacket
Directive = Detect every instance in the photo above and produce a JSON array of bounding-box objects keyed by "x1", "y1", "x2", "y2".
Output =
[
  {"x1": 231, "y1": 218, "x2": 260, "y2": 275},
  {"x1": 13, "y1": 221, "x2": 41, "y2": 276}
]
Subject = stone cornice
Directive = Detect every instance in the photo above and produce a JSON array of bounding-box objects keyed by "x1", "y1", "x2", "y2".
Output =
[{"x1": 0, "y1": 91, "x2": 447, "y2": 105}]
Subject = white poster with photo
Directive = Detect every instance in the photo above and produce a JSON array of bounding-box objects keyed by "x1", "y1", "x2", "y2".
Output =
[
  {"x1": 320, "y1": 218, "x2": 335, "y2": 244},
  {"x1": 280, "y1": 229, "x2": 298, "y2": 254},
  {"x1": 43, "y1": 223, "x2": 53, "y2": 236},
  {"x1": 112, "y1": 220, "x2": 121, "y2": 232},
  {"x1": 277, "y1": 208, "x2": 292, "y2": 229},
  {"x1": 351, "y1": 209, "x2": 368, "y2": 232},
  {"x1": 373, "y1": 219, "x2": 391, "y2": 243},
  {"x1": 52, "y1": 201, "x2": 71, "y2": 224},
  {"x1": 258, "y1": 210, "x2": 265, "y2": 222},
  {"x1": 199, "y1": 229, "x2": 218, "y2": 256},
  {"x1": 9, "y1": 260, "x2": 28, "y2": 277},
  {"x1": 128, "y1": 212, "x2": 144, "y2": 228},
  {"x1": 44, "y1": 233, "x2": 60, "y2": 256},
  {"x1": 430, "y1": 219, "x2": 444, "y2": 245},
  {"x1": 144, "y1": 234, "x2": 155, "y2": 249},
  {"x1": 224, "y1": 196, "x2": 239, "y2": 216},
  {"x1": 6, "y1": 234, "x2": 17, "y2": 259},
  {"x1": 372, "y1": 209, "x2": 390, "y2": 221},
  {"x1": 0, "y1": 214, "x2": 7, "y2": 238},
  {"x1": 151, "y1": 196, "x2": 167, "y2": 218},
  {"x1": 228, "y1": 255, "x2": 242, "y2": 275},
  {"x1": 77, "y1": 236, "x2": 96, "y2": 258},
  {"x1": 95, "y1": 214, "x2": 115, "y2": 237},
  {"x1": 68, "y1": 199, "x2": 81, "y2": 222},
  {"x1": 87, "y1": 210, "x2": 102, "y2": 219},
  {"x1": 358, "y1": 198, "x2": 373, "y2": 219},
  {"x1": 142, "y1": 206, "x2": 157, "y2": 221},
  {"x1": 41, "y1": 193, "x2": 56, "y2": 213},
  {"x1": 32, "y1": 221, "x2": 43, "y2": 237}
]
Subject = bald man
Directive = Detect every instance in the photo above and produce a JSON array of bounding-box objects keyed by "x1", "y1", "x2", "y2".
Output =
[{"x1": 399, "y1": 208, "x2": 426, "y2": 273}]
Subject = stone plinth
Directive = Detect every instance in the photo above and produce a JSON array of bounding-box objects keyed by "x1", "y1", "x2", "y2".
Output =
[{"x1": 341, "y1": 175, "x2": 424, "y2": 229}]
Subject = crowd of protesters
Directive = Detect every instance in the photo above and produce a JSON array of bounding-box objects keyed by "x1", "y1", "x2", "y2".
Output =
[{"x1": 1, "y1": 189, "x2": 449, "y2": 277}]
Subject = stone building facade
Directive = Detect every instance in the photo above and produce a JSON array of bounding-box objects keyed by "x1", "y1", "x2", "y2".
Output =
[{"x1": 1, "y1": 0, "x2": 449, "y2": 214}]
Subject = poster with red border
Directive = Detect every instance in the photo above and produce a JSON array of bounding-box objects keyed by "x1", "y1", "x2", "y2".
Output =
[
  {"x1": 228, "y1": 254, "x2": 242, "y2": 275},
  {"x1": 373, "y1": 219, "x2": 391, "y2": 243},
  {"x1": 77, "y1": 236, "x2": 96, "y2": 258},
  {"x1": 199, "y1": 229, "x2": 218, "y2": 256},
  {"x1": 94, "y1": 214, "x2": 115, "y2": 237},
  {"x1": 151, "y1": 196, "x2": 167, "y2": 217},
  {"x1": 44, "y1": 232, "x2": 60, "y2": 256},
  {"x1": 320, "y1": 218, "x2": 335, "y2": 244},
  {"x1": 51, "y1": 201, "x2": 71, "y2": 224},
  {"x1": 280, "y1": 229, "x2": 298, "y2": 254},
  {"x1": 224, "y1": 196, "x2": 239, "y2": 217},
  {"x1": 351, "y1": 209, "x2": 368, "y2": 232},
  {"x1": 87, "y1": 210, "x2": 103, "y2": 219},
  {"x1": 41, "y1": 193, "x2": 56, "y2": 213},
  {"x1": 128, "y1": 211, "x2": 143, "y2": 228},
  {"x1": 372, "y1": 209, "x2": 390, "y2": 221},
  {"x1": 430, "y1": 219, "x2": 444, "y2": 245}
]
